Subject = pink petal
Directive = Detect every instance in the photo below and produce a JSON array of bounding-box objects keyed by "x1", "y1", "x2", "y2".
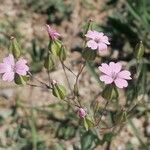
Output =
[
  {"x1": 78, "y1": 108, "x2": 86, "y2": 118},
  {"x1": 46, "y1": 24, "x2": 60, "y2": 39},
  {"x1": 15, "y1": 65, "x2": 29, "y2": 75},
  {"x1": 0, "y1": 63, "x2": 11, "y2": 73},
  {"x1": 53, "y1": 32, "x2": 60, "y2": 37},
  {"x1": 3, "y1": 54, "x2": 15, "y2": 66},
  {"x1": 100, "y1": 75, "x2": 113, "y2": 84},
  {"x1": 87, "y1": 40, "x2": 98, "y2": 50},
  {"x1": 2, "y1": 72, "x2": 15, "y2": 82},
  {"x1": 98, "y1": 32, "x2": 104, "y2": 38},
  {"x1": 98, "y1": 43, "x2": 107, "y2": 52},
  {"x1": 15, "y1": 59, "x2": 27, "y2": 66},
  {"x1": 15, "y1": 59, "x2": 29, "y2": 75},
  {"x1": 118, "y1": 70, "x2": 132, "y2": 80},
  {"x1": 101, "y1": 36, "x2": 110, "y2": 45},
  {"x1": 109, "y1": 62, "x2": 122, "y2": 73},
  {"x1": 85, "y1": 30, "x2": 96, "y2": 39},
  {"x1": 114, "y1": 78, "x2": 128, "y2": 88},
  {"x1": 94, "y1": 31, "x2": 103, "y2": 39},
  {"x1": 98, "y1": 63, "x2": 111, "y2": 76}
]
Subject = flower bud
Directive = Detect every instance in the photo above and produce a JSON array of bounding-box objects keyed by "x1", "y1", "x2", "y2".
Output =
[
  {"x1": 58, "y1": 45, "x2": 67, "y2": 61},
  {"x1": 82, "y1": 48, "x2": 96, "y2": 61},
  {"x1": 134, "y1": 41, "x2": 144, "y2": 60},
  {"x1": 84, "y1": 19, "x2": 93, "y2": 34},
  {"x1": 52, "y1": 81, "x2": 67, "y2": 100},
  {"x1": 83, "y1": 116, "x2": 94, "y2": 131},
  {"x1": 73, "y1": 83, "x2": 79, "y2": 96},
  {"x1": 91, "y1": 100, "x2": 100, "y2": 114},
  {"x1": 44, "y1": 52, "x2": 55, "y2": 71},
  {"x1": 114, "y1": 111, "x2": 127, "y2": 125},
  {"x1": 48, "y1": 40, "x2": 62, "y2": 56},
  {"x1": 9, "y1": 37, "x2": 21, "y2": 58},
  {"x1": 77, "y1": 108, "x2": 86, "y2": 118},
  {"x1": 102, "y1": 84, "x2": 118, "y2": 100},
  {"x1": 46, "y1": 24, "x2": 60, "y2": 40}
]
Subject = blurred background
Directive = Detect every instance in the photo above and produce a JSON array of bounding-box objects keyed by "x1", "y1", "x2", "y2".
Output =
[{"x1": 0, "y1": 0, "x2": 150, "y2": 149}]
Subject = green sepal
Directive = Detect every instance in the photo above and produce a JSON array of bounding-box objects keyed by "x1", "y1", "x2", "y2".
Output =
[
  {"x1": 52, "y1": 84, "x2": 67, "y2": 100},
  {"x1": 14, "y1": 74, "x2": 29, "y2": 85},
  {"x1": 82, "y1": 48, "x2": 96, "y2": 61},
  {"x1": 9, "y1": 37, "x2": 21, "y2": 58},
  {"x1": 102, "y1": 84, "x2": 118, "y2": 100}
]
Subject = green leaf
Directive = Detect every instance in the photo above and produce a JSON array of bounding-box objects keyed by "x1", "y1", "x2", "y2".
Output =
[
  {"x1": 73, "y1": 145, "x2": 80, "y2": 150},
  {"x1": 86, "y1": 61, "x2": 102, "y2": 87},
  {"x1": 103, "y1": 132, "x2": 114, "y2": 142},
  {"x1": 80, "y1": 130, "x2": 100, "y2": 150},
  {"x1": 55, "y1": 143, "x2": 65, "y2": 150}
]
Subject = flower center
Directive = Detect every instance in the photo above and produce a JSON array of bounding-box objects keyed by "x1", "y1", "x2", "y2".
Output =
[
  {"x1": 11, "y1": 64, "x2": 15, "y2": 72},
  {"x1": 111, "y1": 72, "x2": 117, "y2": 80},
  {"x1": 94, "y1": 37, "x2": 101, "y2": 43}
]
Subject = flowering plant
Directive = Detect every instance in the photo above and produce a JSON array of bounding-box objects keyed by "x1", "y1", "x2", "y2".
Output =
[{"x1": 0, "y1": 21, "x2": 145, "y2": 137}]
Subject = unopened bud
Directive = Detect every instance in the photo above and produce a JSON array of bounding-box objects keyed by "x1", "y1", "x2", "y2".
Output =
[
  {"x1": 52, "y1": 82, "x2": 67, "y2": 100},
  {"x1": 114, "y1": 111, "x2": 127, "y2": 125},
  {"x1": 44, "y1": 52, "x2": 55, "y2": 71},
  {"x1": 134, "y1": 41, "x2": 144, "y2": 60},
  {"x1": 9, "y1": 37, "x2": 21, "y2": 58},
  {"x1": 77, "y1": 108, "x2": 86, "y2": 118},
  {"x1": 58, "y1": 45, "x2": 67, "y2": 61},
  {"x1": 83, "y1": 115, "x2": 94, "y2": 131},
  {"x1": 49, "y1": 40, "x2": 62, "y2": 56}
]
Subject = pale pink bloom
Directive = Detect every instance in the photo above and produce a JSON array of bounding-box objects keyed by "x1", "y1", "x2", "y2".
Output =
[
  {"x1": 0, "y1": 54, "x2": 29, "y2": 82},
  {"x1": 46, "y1": 24, "x2": 60, "y2": 40},
  {"x1": 98, "y1": 62, "x2": 132, "y2": 88},
  {"x1": 85, "y1": 30, "x2": 110, "y2": 53},
  {"x1": 77, "y1": 108, "x2": 86, "y2": 118}
]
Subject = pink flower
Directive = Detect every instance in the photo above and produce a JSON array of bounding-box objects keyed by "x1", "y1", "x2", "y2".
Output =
[
  {"x1": 77, "y1": 108, "x2": 86, "y2": 118},
  {"x1": 85, "y1": 30, "x2": 110, "y2": 53},
  {"x1": 0, "y1": 54, "x2": 29, "y2": 82},
  {"x1": 46, "y1": 24, "x2": 60, "y2": 40},
  {"x1": 98, "y1": 62, "x2": 132, "y2": 88}
]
